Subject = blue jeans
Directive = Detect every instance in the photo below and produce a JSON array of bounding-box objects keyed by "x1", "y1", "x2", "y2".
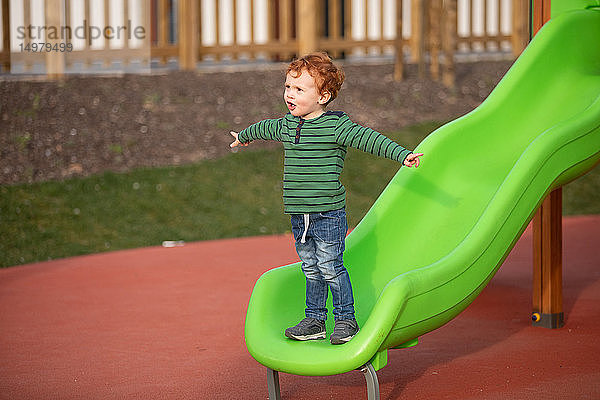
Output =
[{"x1": 290, "y1": 208, "x2": 355, "y2": 321}]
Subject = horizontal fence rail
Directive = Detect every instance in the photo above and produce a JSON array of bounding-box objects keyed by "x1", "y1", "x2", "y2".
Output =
[{"x1": 1, "y1": 0, "x2": 529, "y2": 83}]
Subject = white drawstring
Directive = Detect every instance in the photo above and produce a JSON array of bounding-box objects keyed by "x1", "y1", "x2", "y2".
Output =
[{"x1": 300, "y1": 214, "x2": 310, "y2": 243}]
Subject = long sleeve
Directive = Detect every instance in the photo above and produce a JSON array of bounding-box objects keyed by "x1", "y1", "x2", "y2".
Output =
[
  {"x1": 334, "y1": 114, "x2": 412, "y2": 164},
  {"x1": 238, "y1": 118, "x2": 283, "y2": 143}
]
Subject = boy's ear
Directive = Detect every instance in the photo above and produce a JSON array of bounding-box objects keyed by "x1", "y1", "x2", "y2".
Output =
[{"x1": 318, "y1": 91, "x2": 331, "y2": 105}]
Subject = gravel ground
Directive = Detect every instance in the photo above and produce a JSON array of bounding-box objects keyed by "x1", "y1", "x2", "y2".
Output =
[{"x1": 0, "y1": 60, "x2": 513, "y2": 185}]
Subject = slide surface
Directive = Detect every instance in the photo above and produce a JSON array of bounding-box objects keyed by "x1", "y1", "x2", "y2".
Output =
[{"x1": 244, "y1": 8, "x2": 600, "y2": 376}]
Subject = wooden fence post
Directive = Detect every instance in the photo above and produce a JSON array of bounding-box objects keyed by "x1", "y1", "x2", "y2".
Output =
[
  {"x1": 417, "y1": 0, "x2": 427, "y2": 78},
  {"x1": 429, "y1": 0, "x2": 442, "y2": 81},
  {"x1": 45, "y1": 0, "x2": 65, "y2": 79},
  {"x1": 410, "y1": 0, "x2": 422, "y2": 63},
  {"x1": 1, "y1": 0, "x2": 9, "y2": 72},
  {"x1": 441, "y1": 0, "x2": 456, "y2": 88},
  {"x1": 281, "y1": 0, "x2": 294, "y2": 60},
  {"x1": 178, "y1": 0, "x2": 198, "y2": 70},
  {"x1": 393, "y1": 0, "x2": 404, "y2": 81},
  {"x1": 329, "y1": 0, "x2": 342, "y2": 59},
  {"x1": 511, "y1": 0, "x2": 529, "y2": 56},
  {"x1": 297, "y1": 0, "x2": 319, "y2": 56}
]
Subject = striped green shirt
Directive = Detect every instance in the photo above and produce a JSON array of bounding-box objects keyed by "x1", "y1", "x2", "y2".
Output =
[{"x1": 238, "y1": 111, "x2": 412, "y2": 214}]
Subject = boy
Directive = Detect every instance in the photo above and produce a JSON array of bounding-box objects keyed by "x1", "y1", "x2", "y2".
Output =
[{"x1": 230, "y1": 52, "x2": 422, "y2": 345}]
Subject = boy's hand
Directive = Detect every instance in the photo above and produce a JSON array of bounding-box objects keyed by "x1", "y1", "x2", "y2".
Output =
[
  {"x1": 403, "y1": 153, "x2": 423, "y2": 168},
  {"x1": 230, "y1": 131, "x2": 248, "y2": 148}
]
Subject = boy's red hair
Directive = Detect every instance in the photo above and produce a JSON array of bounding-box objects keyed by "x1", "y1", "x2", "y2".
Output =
[{"x1": 286, "y1": 52, "x2": 345, "y2": 105}]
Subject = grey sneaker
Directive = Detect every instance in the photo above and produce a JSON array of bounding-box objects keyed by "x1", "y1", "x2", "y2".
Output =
[
  {"x1": 330, "y1": 318, "x2": 359, "y2": 345},
  {"x1": 285, "y1": 317, "x2": 326, "y2": 341}
]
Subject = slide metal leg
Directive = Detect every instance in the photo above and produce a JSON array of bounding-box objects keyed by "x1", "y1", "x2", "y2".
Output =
[
  {"x1": 360, "y1": 363, "x2": 380, "y2": 400},
  {"x1": 266, "y1": 364, "x2": 380, "y2": 400},
  {"x1": 266, "y1": 368, "x2": 281, "y2": 400}
]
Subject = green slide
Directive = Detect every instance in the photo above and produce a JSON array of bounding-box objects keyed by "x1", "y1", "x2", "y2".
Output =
[{"x1": 244, "y1": 4, "x2": 600, "y2": 397}]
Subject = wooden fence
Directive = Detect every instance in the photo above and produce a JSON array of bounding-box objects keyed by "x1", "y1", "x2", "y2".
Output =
[
  {"x1": 1, "y1": 0, "x2": 529, "y2": 85},
  {"x1": 2, "y1": 0, "x2": 151, "y2": 77},
  {"x1": 1, "y1": 0, "x2": 9, "y2": 71}
]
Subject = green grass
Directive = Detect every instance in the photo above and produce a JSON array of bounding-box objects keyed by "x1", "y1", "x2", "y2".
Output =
[{"x1": 1, "y1": 121, "x2": 599, "y2": 268}]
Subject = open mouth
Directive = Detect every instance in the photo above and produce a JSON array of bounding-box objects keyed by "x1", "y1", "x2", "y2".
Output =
[{"x1": 287, "y1": 101, "x2": 296, "y2": 111}]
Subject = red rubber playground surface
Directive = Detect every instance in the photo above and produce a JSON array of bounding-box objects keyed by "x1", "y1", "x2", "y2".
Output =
[{"x1": 1, "y1": 215, "x2": 599, "y2": 400}]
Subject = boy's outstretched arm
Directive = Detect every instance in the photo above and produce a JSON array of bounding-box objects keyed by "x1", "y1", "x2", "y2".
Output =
[
  {"x1": 231, "y1": 118, "x2": 283, "y2": 149},
  {"x1": 335, "y1": 114, "x2": 423, "y2": 167}
]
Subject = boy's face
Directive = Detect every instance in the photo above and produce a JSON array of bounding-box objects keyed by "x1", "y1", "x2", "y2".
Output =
[{"x1": 284, "y1": 69, "x2": 331, "y2": 120}]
